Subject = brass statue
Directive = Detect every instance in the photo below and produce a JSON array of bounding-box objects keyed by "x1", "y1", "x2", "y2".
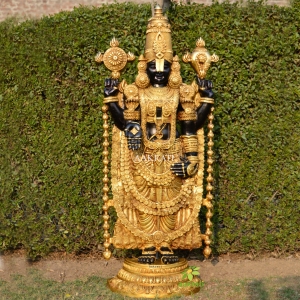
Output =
[{"x1": 97, "y1": 5, "x2": 218, "y2": 298}]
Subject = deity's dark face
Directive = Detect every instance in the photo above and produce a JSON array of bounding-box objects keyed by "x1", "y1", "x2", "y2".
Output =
[{"x1": 147, "y1": 60, "x2": 171, "y2": 87}]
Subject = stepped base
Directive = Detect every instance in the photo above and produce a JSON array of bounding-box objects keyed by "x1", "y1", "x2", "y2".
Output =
[{"x1": 107, "y1": 258, "x2": 201, "y2": 298}]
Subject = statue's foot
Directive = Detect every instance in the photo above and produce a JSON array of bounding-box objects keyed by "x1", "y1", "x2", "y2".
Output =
[
  {"x1": 159, "y1": 247, "x2": 179, "y2": 264},
  {"x1": 161, "y1": 255, "x2": 179, "y2": 264},
  {"x1": 138, "y1": 246, "x2": 156, "y2": 264}
]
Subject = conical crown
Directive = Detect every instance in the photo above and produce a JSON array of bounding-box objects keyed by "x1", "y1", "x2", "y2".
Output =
[{"x1": 144, "y1": 5, "x2": 173, "y2": 71}]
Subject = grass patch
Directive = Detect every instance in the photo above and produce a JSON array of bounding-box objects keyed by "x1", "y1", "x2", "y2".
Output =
[
  {"x1": 198, "y1": 277, "x2": 300, "y2": 300},
  {"x1": 0, "y1": 270, "x2": 299, "y2": 300},
  {"x1": 0, "y1": 270, "x2": 118, "y2": 300}
]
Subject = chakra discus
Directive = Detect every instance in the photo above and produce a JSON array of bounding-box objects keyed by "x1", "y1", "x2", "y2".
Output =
[{"x1": 95, "y1": 38, "x2": 135, "y2": 79}]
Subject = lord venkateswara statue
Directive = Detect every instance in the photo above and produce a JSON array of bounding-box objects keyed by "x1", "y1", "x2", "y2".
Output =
[{"x1": 96, "y1": 5, "x2": 218, "y2": 298}]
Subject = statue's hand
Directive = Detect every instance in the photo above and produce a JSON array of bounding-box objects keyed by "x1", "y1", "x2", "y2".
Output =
[
  {"x1": 104, "y1": 78, "x2": 119, "y2": 97},
  {"x1": 124, "y1": 121, "x2": 142, "y2": 150},
  {"x1": 171, "y1": 157, "x2": 198, "y2": 177},
  {"x1": 196, "y1": 78, "x2": 214, "y2": 99}
]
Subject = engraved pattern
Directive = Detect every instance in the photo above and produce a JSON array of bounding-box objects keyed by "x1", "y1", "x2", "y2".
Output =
[
  {"x1": 111, "y1": 128, "x2": 204, "y2": 244},
  {"x1": 104, "y1": 47, "x2": 127, "y2": 70},
  {"x1": 121, "y1": 136, "x2": 193, "y2": 215},
  {"x1": 140, "y1": 86, "x2": 179, "y2": 150},
  {"x1": 135, "y1": 55, "x2": 150, "y2": 89},
  {"x1": 96, "y1": 38, "x2": 135, "y2": 79},
  {"x1": 168, "y1": 56, "x2": 182, "y2": 89},
  {"x1": 153, "y1": 32, "x2": 167, "y2": 59},
  {"x1": 124, "y1": 84, "x2": 139, "y2": 99},
  {"x1": 144, "y1": 6, "x2": 173, "y2": 63},
  {"x1": 123, "y1": 258, "x2": 188, "y2": 274},
  {"x1": 183, "y1": 37, "x2": 218, "y2": 79},
  {"x1": 108, "y1": 258, "x2": 201, "y2": 298}
]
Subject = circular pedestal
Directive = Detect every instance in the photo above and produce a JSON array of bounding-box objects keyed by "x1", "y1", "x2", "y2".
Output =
[{"x1": 107, "y1": 258, "x2": 201, "y2": 298}]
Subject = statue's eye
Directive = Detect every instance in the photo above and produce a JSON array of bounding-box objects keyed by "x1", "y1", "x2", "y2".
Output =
[{"x1": 164, "y1": 61, "x2": 171, "y2": 68}]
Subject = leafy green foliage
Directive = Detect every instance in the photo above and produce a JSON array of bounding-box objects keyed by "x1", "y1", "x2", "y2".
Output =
[
  {"x1": 0, "y1": 2, "x2": 299, "y2": 258},
  {"x1": 182, "y1": 266, "x2": 200, "y2": 281},
  {"x1": 179, "y1": 266, "x2": 203, "y2": 287}
]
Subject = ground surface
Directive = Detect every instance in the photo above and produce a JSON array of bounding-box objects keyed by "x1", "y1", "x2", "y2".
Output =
[
  {"x1": 1, "y1": 251, "x2": 300, "y2": 282},
  {"x1": 0, "y1": 251, "x2": 300, "y2": 299}
]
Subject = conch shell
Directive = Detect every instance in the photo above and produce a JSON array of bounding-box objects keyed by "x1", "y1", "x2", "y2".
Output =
[{"x1": 183, "y1": 38, "x2": 219, "y2": 79}]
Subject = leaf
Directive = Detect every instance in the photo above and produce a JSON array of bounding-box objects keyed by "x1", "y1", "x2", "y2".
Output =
[{"x1": 187, "y1": 273, "x2": 193, "y2": 281}]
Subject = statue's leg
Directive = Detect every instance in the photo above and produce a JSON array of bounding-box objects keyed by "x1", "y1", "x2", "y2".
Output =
[
  {"x1": 159, "y1": 242, "x2": 179, "y2": 264},
  {"x1": 137, "y1": 213, "x2": 157, "y2": 264},
  {"x1": 138, "y1": 244, "x2": 157, "y2": 264},
  {"x1": 157, "y1": 214, "x2": 179, "y2": 264},
  {"x1": 136, "y1": 212, "x2": 180, "y2": 264}
]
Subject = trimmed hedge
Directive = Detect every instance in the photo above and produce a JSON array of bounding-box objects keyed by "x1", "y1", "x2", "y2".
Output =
[{"x1": 0, "y1": 1, "x2": 299, "y2": 258}]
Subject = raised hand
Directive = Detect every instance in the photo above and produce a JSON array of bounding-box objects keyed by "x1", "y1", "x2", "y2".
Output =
[
  {"x1": 124, "y1": 121, "x2": 142, "y2": 150},
  {"x1": 104, "y1": 78, "x2": 119, "y2": 97},
  {"x1": 196, "y1": 78, "x2": 214, "y2": 99}
]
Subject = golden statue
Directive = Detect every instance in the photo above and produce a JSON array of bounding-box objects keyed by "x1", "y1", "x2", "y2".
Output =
[{"x1": 97, "y1": 5, "x2": 218, "y2": 298}]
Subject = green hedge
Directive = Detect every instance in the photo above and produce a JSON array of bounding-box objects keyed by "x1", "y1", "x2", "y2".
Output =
[{"x1": 0, "y1": 2, "x2": 299, "y2": 258}]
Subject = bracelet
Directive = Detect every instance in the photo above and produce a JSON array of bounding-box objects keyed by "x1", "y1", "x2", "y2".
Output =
[
  {"x1": 181, "y1": 135, "x2": 198, "y2": 153},
  {"x1": 200, "y1": 97, "x2": 214, "y2": 104},
  {"x1": 103, "y1": 96, "x2": 118, "y2": 104},
  {"x1": 125, "y1": 121, "x2": 140, "y2": 125},
  {"x1": 187, "y1": 155, "x2": 199, "y2": 164}
]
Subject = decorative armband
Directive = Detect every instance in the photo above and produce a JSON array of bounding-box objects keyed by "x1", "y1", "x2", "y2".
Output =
[
  {"x1": 123, "y1": 84, "x2": 140, "y2": 120},
  {"x1": 178, "y1": 83, "x2": 197, "y2": 121},
  {"x1": 177, "y1": 111, "x2": 197, "y2": 121},
  {"x1": 103, "y1": 96, "x2": 119, "y2": 103},
  {"x1": 124, "y1": 110, "x2": 141, "y2": 121}
]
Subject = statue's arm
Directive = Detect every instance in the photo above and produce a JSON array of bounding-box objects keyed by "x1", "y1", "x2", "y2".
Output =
[
  {"x1": 196, "y1": 103, "x2": 213, "y2": 130},
  {"x1": 170, "y1": 106, "x2": 198, "y2": 177},
  {"x1": 124, "y1": 119, "x2": 142, "y2": 151},
  {"x1": 171, "y1": 78, "x2": 214, "y2": 177},
  {"x1": 107, "y1": 102, "x2": 126, "y2": 130},
  {"x1": 104, "y1": 78, "x2": 126, "y2": 130},
  {"x1": 104, "y1": 78, "x2": 142, "y2": 150},
  {"x1": 195, "y1": 78, "x2": 214, "y2": 131}
]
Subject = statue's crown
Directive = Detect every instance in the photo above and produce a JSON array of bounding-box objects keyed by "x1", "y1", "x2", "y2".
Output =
[{"x1": 144, "y1": 5, "x2": 173, "y2": 71}]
